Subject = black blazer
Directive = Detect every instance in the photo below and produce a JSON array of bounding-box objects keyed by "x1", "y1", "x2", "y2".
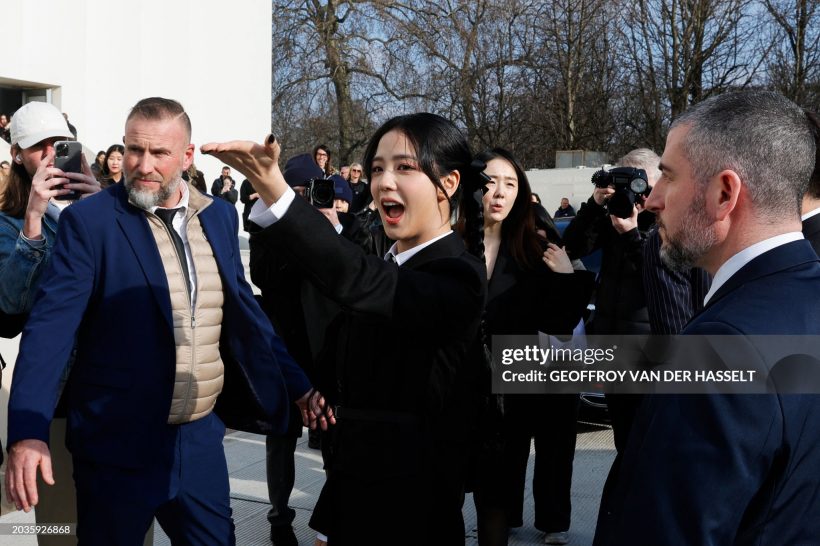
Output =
[
  {"x1": 485, "y1": 244, "x2": 594, "y2": 338},
  {"x1": 251, "y1": 197, "x2": 486, "y2": 544}
]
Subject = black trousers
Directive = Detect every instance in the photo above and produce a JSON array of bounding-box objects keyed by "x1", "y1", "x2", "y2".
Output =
[
  {"x1": 504, "y1": 393, "x2": 580, "y2": 533},
  {"x1": 265, "y1": 434, "x2": 298, "y2": 528}
]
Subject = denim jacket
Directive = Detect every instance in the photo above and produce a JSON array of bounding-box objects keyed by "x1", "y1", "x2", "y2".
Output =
[{"x1": 0, "y1": 211, "x2": 59, "y2": 314}]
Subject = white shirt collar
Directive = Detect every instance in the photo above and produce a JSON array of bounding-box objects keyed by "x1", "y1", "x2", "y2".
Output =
[
  {"x1": 385, "y1": 231, "x2": 453, "y2": 266},
  {"x1": 801, "y1": 206, "x2": 820, "y2": 222},
  {"x1": 703, "y1": 232, "x2": 804, "y2": 305}
]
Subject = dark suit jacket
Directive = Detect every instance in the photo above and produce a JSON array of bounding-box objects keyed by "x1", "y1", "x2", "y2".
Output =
[
  {"x1": 595, "y1": 240, "x2": 820, "y2": 545},
  {"x1": 7, "y1": 184, "x2": 310, "y2": 468},
  {"x1": 803, "y1": 212, "x2": 820, "y2": 256},
  {"x1": 251, "y1": 197, "x2": 486, "y2": 544}
]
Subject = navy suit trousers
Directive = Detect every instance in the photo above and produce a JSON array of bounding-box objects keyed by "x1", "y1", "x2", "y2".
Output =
[{"x1": 73, "y1": 412, "x2": 234, "y2": 546}]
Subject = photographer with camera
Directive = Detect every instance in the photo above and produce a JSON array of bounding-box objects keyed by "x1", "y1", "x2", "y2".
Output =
[
  {"x1": 562, "y1": 148, "x2": 658, "y2": 522},
  {"x1": 213, "y1": 175, "x2": 238, "y2": 204},
  {"x1": 563, "y1": 149, "x2": 658, "y2": 336}
]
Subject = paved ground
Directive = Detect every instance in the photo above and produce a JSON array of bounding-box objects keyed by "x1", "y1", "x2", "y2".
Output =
[{"x1": 0, "y1": 423, "x2": 614, "y2": 545}]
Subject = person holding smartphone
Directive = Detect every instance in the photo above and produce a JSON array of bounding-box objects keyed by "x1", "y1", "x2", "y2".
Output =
[
  {"x1": 0, "y1": 102, "x2": 100, "y2": 314},
  {"x1": 0, "y1": 102, "x2": 100, "y2": 545}
]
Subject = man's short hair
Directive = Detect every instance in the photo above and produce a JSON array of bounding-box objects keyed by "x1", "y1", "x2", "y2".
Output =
[
  {"x1": 617, "y1": 148, "x2": 661, "y2": 184},
  {"x1": 126, "y1": 97, "x2": 192, "y2": 141},
  {"x1": 671, "y1": 91, "x2": 814, "y2": 218}
]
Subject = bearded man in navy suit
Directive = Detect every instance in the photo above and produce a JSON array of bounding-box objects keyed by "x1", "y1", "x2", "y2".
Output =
[
  {"x1": 594, "y1": 91, "x2": 820, "y2": 545},
  {"x1": 5, "y1": 97, "x2": 317, "y2": 545}
]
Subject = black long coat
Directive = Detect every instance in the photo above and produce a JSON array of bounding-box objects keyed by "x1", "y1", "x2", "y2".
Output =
[{"x1": 251, "y1": 197, "x2": 487, "y2": 545}]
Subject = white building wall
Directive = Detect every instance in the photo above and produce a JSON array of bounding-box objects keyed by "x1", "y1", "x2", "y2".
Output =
[
  {"x1": 527, "y1": 167, "x2": 605, "y2": 214},
  {"x1": 0, "y1": 0, "x2": 272, "y2": 182}
]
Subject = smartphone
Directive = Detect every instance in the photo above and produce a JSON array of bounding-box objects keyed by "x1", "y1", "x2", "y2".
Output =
[{"x1": 53, "y1": 140, "x2": 83, "y2": 200}]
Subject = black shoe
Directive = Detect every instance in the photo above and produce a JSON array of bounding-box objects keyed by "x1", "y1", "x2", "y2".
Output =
[{"x1": 271, "y1": 525, "x2": 298, "y2": 546}]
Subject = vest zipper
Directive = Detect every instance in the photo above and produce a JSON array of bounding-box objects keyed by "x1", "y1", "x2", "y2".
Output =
[{"x1": 157, "y1": 213, "x2": 196, "y2": 417}]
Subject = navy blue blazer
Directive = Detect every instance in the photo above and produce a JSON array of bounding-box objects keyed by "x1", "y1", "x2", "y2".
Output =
[
  {"x1": 595, "y1": 239, "x2": 820, "y2": 545},
  {"x1": 7, "y1": 184, "x2": 311, "y2": 468}
]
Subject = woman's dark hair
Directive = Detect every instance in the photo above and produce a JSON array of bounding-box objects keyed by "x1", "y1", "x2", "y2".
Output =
[
  {"x1": 313, "y1": 144, "x2": 333, "y2": 176},
  {"x1": 362, "y1": 112, "x2": 485, "y2": 259},
  {"x1": 0, "y1": 157, "x2": 32, "y2": 218},
  {"x1": 101, "y1": 144, "x2": 125, "y2": 178},
  {"x1": 472, "y1": 148, "x2": 545, "y2": 270}
]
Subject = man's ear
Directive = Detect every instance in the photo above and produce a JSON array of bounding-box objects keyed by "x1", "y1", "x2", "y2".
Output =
[
  {"x1": 438, "y1": 170, "x2": 461, "y2": 201},
  {"x1": 183, "y1": 143, "x2": 195, "y2": 171},
  {"x1": 712, "y1": 169, "x2": 742, "y2": 221}
]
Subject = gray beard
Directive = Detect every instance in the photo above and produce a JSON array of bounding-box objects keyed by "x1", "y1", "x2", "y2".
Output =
[{"x1": 125, "y1": 174, "x2": 182, "y2": 210}]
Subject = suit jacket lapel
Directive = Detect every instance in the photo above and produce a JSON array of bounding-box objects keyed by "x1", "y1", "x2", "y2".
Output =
[
  {"x1": 402, "y1": 232, "x2": 464, "y2": 270},
  {"x1": 702, "y1": 240, "x2": 818, "y2": 311},
  {"x1": 112, "y1": 185, "x2": 173, "y2": 330},
  {"x1": 197, "y1": 204, "x2": 238, "y2": 300}
]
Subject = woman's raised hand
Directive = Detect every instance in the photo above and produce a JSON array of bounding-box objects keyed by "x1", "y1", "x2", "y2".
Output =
[
  {"x1": 542, "y1": 243, "x2": 574, "y2": 274},
  {"x1": 200, "y1": 135, "x2": 287, "y2": 206}
]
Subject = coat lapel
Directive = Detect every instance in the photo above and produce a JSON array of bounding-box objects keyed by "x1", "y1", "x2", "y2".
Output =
[
  {"x1": 196, "y1": 202, "x2": 238, "y2": 300},
  {"x1": 701, "y1": 240, "x2": 818, "y2": 312},
  {"x1": 112, "y1": 185, "x2": 173, "y2": 330},
  {"x1": 402, "y1": 232, "x2": 465, "y2": 270}
]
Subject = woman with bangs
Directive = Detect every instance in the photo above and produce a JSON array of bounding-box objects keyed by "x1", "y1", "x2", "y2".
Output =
[
  {"x1": 98, "y1": 143, "x2": 125, "y2": 188},
  {"x1": 203, "y1": 112, "x2": 489, "y2": 545},
  {"x1": 469, "y1": 148, "x2": 594, "y2": 546}
]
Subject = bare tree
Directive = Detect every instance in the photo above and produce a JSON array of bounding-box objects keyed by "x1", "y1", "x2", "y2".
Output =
[
  {"x1": 762, "y1": 0, "x2": 820, "y2": 108},
  {"x1": 616, "y1": 0, "x2": 764, "y2": 151}
]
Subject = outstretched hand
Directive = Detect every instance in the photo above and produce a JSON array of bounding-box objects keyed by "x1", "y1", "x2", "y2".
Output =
[{"x1": 200, "y1": 135, "x2": 287, "y2": 206}]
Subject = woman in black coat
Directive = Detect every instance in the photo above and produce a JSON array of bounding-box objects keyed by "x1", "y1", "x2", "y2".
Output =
[
  {"x1": 469, "y1": 148, "x2": 594, "y2": 546},
  {"x1": 203, "y1": 113, "x2": 489, "y2": 545}
]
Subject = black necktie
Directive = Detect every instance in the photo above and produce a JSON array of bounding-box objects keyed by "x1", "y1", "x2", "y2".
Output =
[{"x1": 154, "y1": 208, "x2": 192, "y2": 295}]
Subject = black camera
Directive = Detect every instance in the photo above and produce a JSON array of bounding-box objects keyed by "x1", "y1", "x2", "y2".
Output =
[
  {"x1": 305, "y1": 177, "x2": 336, "y2": 209},
  {"x1": 591, "y1": 167, "x2": 651, "y2": 218}
]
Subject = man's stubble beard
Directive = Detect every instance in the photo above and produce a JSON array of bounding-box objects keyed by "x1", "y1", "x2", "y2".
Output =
[{"x1": 658, "y1": 192, "x2": 718, "y2": 272}]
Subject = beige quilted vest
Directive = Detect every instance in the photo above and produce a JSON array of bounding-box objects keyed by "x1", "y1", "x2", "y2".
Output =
[{"x1": 144, "y1": 189, "x2": 225, "y2": 424}]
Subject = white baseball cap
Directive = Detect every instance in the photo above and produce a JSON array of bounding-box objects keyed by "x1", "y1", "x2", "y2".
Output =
[{"x1": 9, "y1": 102, "x2": 73, "y2": 149}]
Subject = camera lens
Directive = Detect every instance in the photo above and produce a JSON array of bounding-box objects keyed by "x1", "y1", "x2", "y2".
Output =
[{"x1": 56, "y1": 143, "x2": 68, "y2": 156}]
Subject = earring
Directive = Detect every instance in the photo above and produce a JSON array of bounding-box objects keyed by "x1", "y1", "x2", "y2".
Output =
[{"x1": 15, "y1": 154, "x2": 22, "y2": 162}]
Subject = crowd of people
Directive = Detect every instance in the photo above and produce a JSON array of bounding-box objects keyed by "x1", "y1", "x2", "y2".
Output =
[{"x1": 0, "y1": 90, "x2": 819, "y2": 546}]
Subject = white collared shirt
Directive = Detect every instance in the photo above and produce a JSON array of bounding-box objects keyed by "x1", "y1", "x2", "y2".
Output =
[
  {"x1": 151, "y1": 181, "x2": 198, "y2": 307},
  {"x1": 249, "y1": 186, "x2": 343, "y2": 234},
  {"x1": 801, "y1": 206, "x2": 820, "y2": 222},
  {"x1": 703, "y1": 232, "x2": 804, "y2": 305},
  {"x1": 384, "y1": 231, "x2": 453, "y2": 266}
]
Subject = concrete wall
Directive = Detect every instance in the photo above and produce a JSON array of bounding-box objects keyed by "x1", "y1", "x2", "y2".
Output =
[
  {"x1": 0, "y1": 0, "x2": 272, "y2": 182},
  {"x1": 0, "y1": 0, "x2": 271, "y2": 452},
  {"x1": 527, "y1": 166, "x2": 606, "y2": 215}
]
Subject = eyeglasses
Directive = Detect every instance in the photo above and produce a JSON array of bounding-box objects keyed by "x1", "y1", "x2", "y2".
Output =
[{"x1": 351, "y1": 169, "x2": 362, "y2": 172}]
